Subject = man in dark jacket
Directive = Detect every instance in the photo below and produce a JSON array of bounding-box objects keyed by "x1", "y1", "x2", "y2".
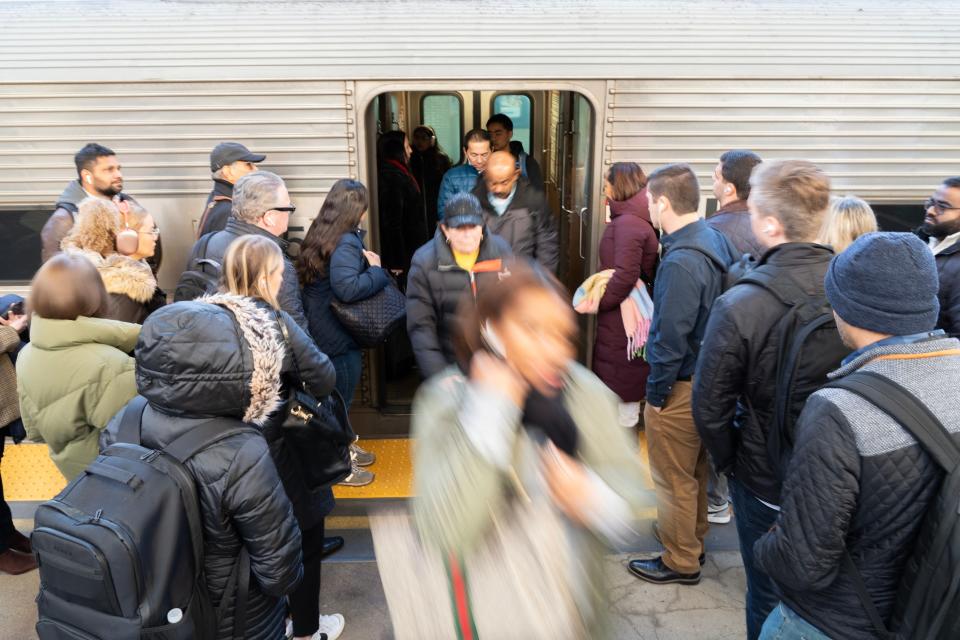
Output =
[
  {"x1": 627, "y1": 164, "x2": 738, "y2": 586},
  {"x1": 41, "y1": 143, "x2": 143, "y2": 264},
  {"x1": 708, "y1": 149, "x2": 764, "y2": 258},
  {"x1": 177, "y1": 171, "x2": 309, "y2": 332},
  {"x1": 693, "y1": 160, "x2": 841, "y2": 640},
  {"x1": 406, "y1": 193, "x2": 512, "y2": 378},
  {"x1": 918, "y1": 176, "x2": 960, "y2": 338},
  {"x1": 486, "y1": 113, "x2": 544, "y2": 191},
  {"x1": 754, "y1": 232, "x2": 958, "y2": 640},
  {"x1": 196, "y1": 141, "x2": 265, "y2": 238},
  {"x1": 473, "y1": 151, "x2": 558, "y2": 273}
]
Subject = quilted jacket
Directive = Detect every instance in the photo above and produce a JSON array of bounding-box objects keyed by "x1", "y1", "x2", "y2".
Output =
[
  {"x1": 102, "y1": 296, "x2": 335, "y2": 639},
  {"x1": 754, "y1": 335, "x2": 960, "y2": 640},
  {"x1": 706, "y1": 199, "x2": 764, "y2": 258},
  {"x1": 692, "y1": 243, "x2": 840, "y2": 505}
]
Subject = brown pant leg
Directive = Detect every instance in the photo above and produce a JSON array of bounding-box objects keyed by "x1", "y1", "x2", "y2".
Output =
[{"x1": 644, "y1": 381, "x2": 706, "y2": 574}]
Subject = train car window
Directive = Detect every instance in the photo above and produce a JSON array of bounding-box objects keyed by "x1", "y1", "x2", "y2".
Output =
[
  {"x1": 420, "y1": 94, "x2": 463, "y2": 163},
  {"x1": 492, "y1": 94, "x2": 533, "y2": 152},
  {"x1": 0, "y1": 207, "x2": 51, "y2": 284},
  {"x1": 870, "y1": 202, "x2": 925, "y2": 232}
]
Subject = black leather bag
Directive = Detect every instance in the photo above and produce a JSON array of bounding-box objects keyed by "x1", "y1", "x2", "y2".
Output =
[
  {"x1": 275, "y1": 314, "x2": 355, "y2": 490},
  {"x1": 330, "y1": 274, "x2": 406, "y2": 347}
]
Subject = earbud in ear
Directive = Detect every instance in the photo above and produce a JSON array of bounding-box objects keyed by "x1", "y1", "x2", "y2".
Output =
[
  {"x1": 765, "y1": 226, "x2": 775, "y2": 235},
  {"x1": 84, "y1": 175, "x2": 92, "y2": 185},
  {"x1": 724, "y1": 187, "x2": 732, "y2": 195}
]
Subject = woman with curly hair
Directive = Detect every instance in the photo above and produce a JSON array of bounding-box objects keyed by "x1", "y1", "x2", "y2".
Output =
[{"x1": 61, "y1": 197, "x2": 166, "y2": 323}]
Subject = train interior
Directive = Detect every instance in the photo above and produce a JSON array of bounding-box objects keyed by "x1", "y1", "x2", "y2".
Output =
[{"x1": 359, "y1": 89, "x2": 597, "y2": 432}]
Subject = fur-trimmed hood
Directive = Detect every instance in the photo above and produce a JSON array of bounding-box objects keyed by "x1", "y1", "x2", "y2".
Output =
[
  {"x1": 64, "y1": 247, "x2": 157, "y2": 304},
  {"x1": 135, "y1": 294, "x2": 285, "y2": 426}
]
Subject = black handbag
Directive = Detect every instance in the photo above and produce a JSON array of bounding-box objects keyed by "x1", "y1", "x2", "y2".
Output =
[
  {"x1": 274, "y1": 313, "x2": 355, "y2": 490},
  {"x1": 330, "y1": 271, "x2": 406, "y2": 347}
]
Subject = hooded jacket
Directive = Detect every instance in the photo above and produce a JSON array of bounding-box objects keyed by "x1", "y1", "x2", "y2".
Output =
[
  {"x1": 181, "y1": 217, "x2": 309, "y2": 333},
  {"x1": 197, "y1": 178, "x2": 234, "y2": 238},
  {"x1": 41, "y1": 180, "x2": 161, "y2": 269},
  {"x1": 406, "y1": 228, "x2": 512, "y2": 378},
  {"x1": 646, "y1": 219, "x2": 738, "y2": 407},
  {"x1": 593, "y1": 189, "x2": 659, "y2": 402},
  {"x1": 474, "y1": 177, "x2": 559, "y2": 273},
  {"x1": 17, "y1": 315, "x2": 139, "y2": 480},
  {"x1": 692, "y1": 243, "x2": 839, "y2": 504},
  {"x1": 754, "y1": 336, "x2": 960, "y2": 640},
  {"x1": 63, "y1": 247, "x2": 165, "y2": 324},
  {"x1": 102, "y1": 295, "x2": 332, "y2": 639},
  {"x1": 706, "y1": 199, "x2": 764, "y2": 258}
]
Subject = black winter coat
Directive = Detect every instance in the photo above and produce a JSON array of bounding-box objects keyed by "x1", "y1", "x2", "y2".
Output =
[
  {"x1": 197, "y1": 178, "x2": 234, "y2": 238},
  {"x1": 410, "y1": 148, "x2": 452, "y2": 227},
  {"x1": 181, "y1": 217, "x2": 310, "y2": 333},
  {"x1": 933, "y1": 241, "x2": 960, "y2": 339},
  {"x1": 754, "y1": 336, "x2": 960, "y2": 640},
  {"x1": 693, "y1": 243, "x2": 837, "y2": 505},
  {"x1": 706, "y1": 199, "x2": 764, "y2": 258},
  {"x1": 473, "y1": 178, "x2": 559, "y2": 273},
  {"x1": 302, "y1": 230, "x2": 391, "y2": 358},
  {"x1": 406, "y1": 229, "x2": 512, "y2": 378},
  {"x1": 104, "y1": 299, "x2": 324, "y2": 640},
  {"x1": 378, "y1": 160, "x2": 429, "y2": 272}
]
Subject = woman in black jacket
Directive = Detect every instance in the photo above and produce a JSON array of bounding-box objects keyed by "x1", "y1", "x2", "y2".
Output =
[
  {"x1": 378, "y1": 130, "x2": 429, "y2": 273},
  {"x1": 299, "y1": 179, "x2": 388, "y2": 486},
  {"x1": 219, "y1": 235, "x2": 344, "y2": 640},
  {"x1": 100, "y1": 284, "x2": 319, "y2": 637},
  {"x1": 406, "y1": 193, "x2": 512, "y2": 379},
  {"x1": 410, "y1": 125, "x2": 452, "y2": 228}
]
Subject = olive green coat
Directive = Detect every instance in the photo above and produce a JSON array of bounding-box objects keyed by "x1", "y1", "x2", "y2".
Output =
[{"x1": 16, "y1": 315, "x2": 139, "y2": 480}]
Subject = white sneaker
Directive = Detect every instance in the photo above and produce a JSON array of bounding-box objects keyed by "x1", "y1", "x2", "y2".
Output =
[
  {"x1": 707, "y1": 502, "x2": 732, "y2": 524},
  {"x1": 285, "y1": 614, "x2": 345, "y2": 640}
]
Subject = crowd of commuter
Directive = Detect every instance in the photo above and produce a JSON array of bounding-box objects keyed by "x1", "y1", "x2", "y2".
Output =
[{"x1": 0, "y1": 122, "x2": 958, "y2": 640}]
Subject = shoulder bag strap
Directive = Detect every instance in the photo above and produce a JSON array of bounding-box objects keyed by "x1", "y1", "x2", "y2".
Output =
[
  {"x1": 274, "y1": 310, "x2": 306, "y2": 391},
  {"x1": 214, "y1": 546, "x2": 250, "y2": 639},
  {"x1": 117, "y1": 395, "x2": 149, "y2": 444},
  {"x1": 162, "y1": 419, "x2": 257, "y2": 464}
]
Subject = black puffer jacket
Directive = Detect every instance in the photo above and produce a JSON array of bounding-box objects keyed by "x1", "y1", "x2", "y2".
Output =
[
  {"x1": 755, "y1": 336, "x2": 960, "y2": 640},
  {"x1": 406, "y1": 228, "x2": 512, "y2": 378},
  {"x1": 103, "y1": 297, "x2": 320, "y2": 640},
  {"x1": 179, "y1": 217, "x2": 309, "y2": 333},
  {"x1": 473, "y1": 178, "x2": 559, "y2": 273},
  {"x1": 933, "y1": 241, "x2": 960, "y2": 338},
  {"x1": 693, "y1": 243, "x2": 839, "y2": 505}
]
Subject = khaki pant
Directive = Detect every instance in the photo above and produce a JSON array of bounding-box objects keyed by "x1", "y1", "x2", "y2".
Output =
[{"x1": 645, "y1": 381, "x2": 708, "y2": 574}]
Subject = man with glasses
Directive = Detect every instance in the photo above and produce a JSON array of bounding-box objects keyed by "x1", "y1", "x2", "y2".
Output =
[
  {"x1": 176, "y1": 170, "x2": 309, "y2": 332},
  {"x1": 919, "y1": 177, "x2": 960, "y2": 338},
  {"x1": 196, "y1": 142, "x2": 266, "y2": 238}
]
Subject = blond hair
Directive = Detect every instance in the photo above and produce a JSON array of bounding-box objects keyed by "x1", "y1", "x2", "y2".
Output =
[
  {"x1": 221, "y1": 235, "x2": 284, "y2": 309},
  {"x1": 62, "y1": 198, "x2": 151, "y2": 255},
  {"x1": 749, "y1": 160, "x2": 831, "y2": 242},
  {"x1": 818, "y1": 196, "x2": 878, "y2": 253}
]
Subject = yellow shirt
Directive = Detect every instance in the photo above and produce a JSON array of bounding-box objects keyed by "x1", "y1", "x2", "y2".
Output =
[{"x1": 453, "y1": 248, "x2": 480, "y2": 272}]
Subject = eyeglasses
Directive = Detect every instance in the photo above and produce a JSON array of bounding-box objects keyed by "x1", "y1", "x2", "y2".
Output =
[
  {"x1": 267, "y1": 205, "x2": 296, "y2": 215},
  {"x1": 139, "y1": 228, "x2": 160, "y2": 238},
  {"x1": 925, "y1": 198, "x2": 960, "y2": 216}
]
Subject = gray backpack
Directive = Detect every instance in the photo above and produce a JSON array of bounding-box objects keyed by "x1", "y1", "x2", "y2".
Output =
[
  {"x1": 826, "y1": 371, "x2": 960, "y2": 640},
  {"x1": 32, "y1": 396, "x2": 255, "y2": 640}
]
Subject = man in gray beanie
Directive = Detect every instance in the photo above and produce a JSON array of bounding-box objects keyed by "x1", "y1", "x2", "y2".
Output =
[{"x1": 753, "y1": 232, "x2": 960, "y2": 639}]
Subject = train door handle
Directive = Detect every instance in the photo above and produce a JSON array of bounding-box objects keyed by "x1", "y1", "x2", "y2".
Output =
[{"x1": 577, "y1": 207, "x2": 588, "y2": 259}]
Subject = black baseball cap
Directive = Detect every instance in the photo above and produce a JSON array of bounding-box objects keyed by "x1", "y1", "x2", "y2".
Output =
[
  {"x1": 210, "y1": 142, "x2": 266, "y2": 171},
  {"x1": 444, "y1": 193, "x2": 484, "y2": 228}
]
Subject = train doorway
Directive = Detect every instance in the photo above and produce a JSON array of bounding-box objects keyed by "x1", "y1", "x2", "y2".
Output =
[{"x1": 356, "y1": 88, "x2": 598, "y2": 430}]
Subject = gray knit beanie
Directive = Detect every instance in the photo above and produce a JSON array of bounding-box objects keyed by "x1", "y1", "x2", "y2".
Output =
[{"x1": 825, "y1": 232, "x2": 940, "y2": 335}]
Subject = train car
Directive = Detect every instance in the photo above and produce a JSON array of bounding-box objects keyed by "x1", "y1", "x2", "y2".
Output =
[{"x1": 2, "y1": 0, "x2": 957, "y2": 437}]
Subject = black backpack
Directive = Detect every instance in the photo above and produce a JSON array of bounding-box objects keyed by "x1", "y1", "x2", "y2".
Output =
[
  {"x1": 825, "y1": 371, "x2": 960, "y2": 640},
  {"x1": 174, "y1": 232, "x2": 221, "y2": 301},
  {"x1": 32, "y1": 396, "x2": 255, "y2": 640},
  {"x1": 739, "y1": 266, "x2": 849, "y2": 478}
]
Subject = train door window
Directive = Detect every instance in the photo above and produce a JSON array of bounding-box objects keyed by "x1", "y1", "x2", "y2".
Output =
[
  {"x1": 0, "y1": 207, "x2": 51, "y2": 284},
  {"x1": 869, "y1": 202, "x2": 926, "y2": 232},
  {"x1": 420, "y1": 94, "x2": 463, "y2": 163},
  {"x1": 492, "y1": 93, "x2": 533, "y2": 152}
]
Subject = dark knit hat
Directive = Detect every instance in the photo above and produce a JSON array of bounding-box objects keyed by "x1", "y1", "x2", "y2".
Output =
[{"x1": 825, "y1": 232, "x2": 940, "y2": 335}]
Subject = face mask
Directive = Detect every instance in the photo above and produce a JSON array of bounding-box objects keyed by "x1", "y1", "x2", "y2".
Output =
[{"x1": 487, "y1": 184, "x2": 517, "y2": 216}]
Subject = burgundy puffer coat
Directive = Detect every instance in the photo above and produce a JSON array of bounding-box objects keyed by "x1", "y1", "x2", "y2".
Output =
[{"x1": 592, "y1": 189, "x2": 659, "y2": 402}]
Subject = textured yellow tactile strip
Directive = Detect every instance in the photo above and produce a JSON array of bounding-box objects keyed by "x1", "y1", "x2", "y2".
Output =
[{"x1": 2, "y1": 439, "x2": 414, "y2": 502}]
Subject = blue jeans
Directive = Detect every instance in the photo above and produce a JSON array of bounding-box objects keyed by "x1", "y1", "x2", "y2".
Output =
[
  {"x1": 331, "y1": 349, "x2": 362, "y2": 410},
  {"x1": 730, "y1": 476, "x2": 781, "y2": 640},
  {"x1": 759, "y1": 603, "x2": 831, "y2": 639}
]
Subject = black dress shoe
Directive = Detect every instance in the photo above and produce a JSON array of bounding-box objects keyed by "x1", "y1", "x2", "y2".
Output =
[
  {"x1": 628, "y1": 556, "x2": 701, "y2": 585},
  {"x1": 322, "y1": 536, "x2": 344, "y2": 558},
  {"x1": 651, "y1": 522, "x2": 706, "y2": 566}
]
